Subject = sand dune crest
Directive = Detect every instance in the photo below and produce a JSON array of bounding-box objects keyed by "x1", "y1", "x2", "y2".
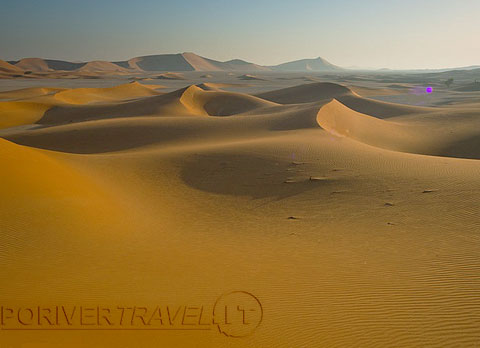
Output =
[{"x1": 257, "y1": 82, "x2": 352, "y2": 104}]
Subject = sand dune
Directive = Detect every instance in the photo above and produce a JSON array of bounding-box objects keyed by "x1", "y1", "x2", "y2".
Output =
[
  {"x1": 195, "y1": 82, "x2": 252, "y2": 90},
  {"x1": 3, "y1": 81, "x2": 478, "y2": 158},
  {"x1": 0, "y1": 86, "x2": 65, "y2": 100},
  {"x1": 119, "y1": 52, "x2": 269, "y2": 72},
  {"x1": 1, "y1": 79, "x2": 480, "y2": 347},
  {"x1": 33, "y1": 90, "x2": 193, "y2": 125},
  {"x1": 3, "y1": 53, "x2": 272, "y2": 79},
  {"x1": 53, "y1": 81, "x2": 162, "y2": 104},
  {"x1": 182, "y1": 52, "x2": 223, "y2": 71},
  {"x1": 13, "y1": 58, "x2": 52, "y2": 71},
  {"x1": 0, "y1": 101, "x2": 51, "y2": 128},
  {"x1": 76, "y1": 61, "x2": 131, "y2": 73},
  {"x1": 302, "y1": 76, "x2": 321, "y2": 82},
  {"x1": 11, "y1": 84, "x2": 275, "y2": 128},
  {"x1": 4, "y1": 82, "x2": 478, "y2": 159},
  {"x1": 16, "y1": 85, "x2": 200, "y2": 126},
  {"x1": 0, "y1": 137, "x2": 116, "y2": 207},
  {"x1": 335, "y1": 93, "x2": 434, "y2": 118},
  {"x1": 154, "y1": 72, "x2": 186, "y2": 80},
  {"x1": 179, "y1": 85, "x2": 277, "y2": 116},
  {"x1": 316, "y1": 98, "x2": 480, "y2": 159},
  {"x1": 257, "y1": 82, "x2": 352, "y2": 103},
  {"x1": 271, "y1": 56, "x2": 342, "y2": 72},
  {"x1": 0, "y1": 59, "x2": 23, "y2": 73},
  {"x1": 127, "y1": 54, "x2": 193, "y2": 71},
  {"x1": 238, "y1": 74, "x2": 266, "y2": 81},
  {"x1": 317, "y1": 100, "x2": 434, "y2": 154},
  {"x1": 350, "y1": 85, "x2": 405, "y2": 97},
  {"x1": 196, "y1": 82, "x2": 220, "y2": 90},
  {"x1": 0, "y1": 82, "x2": 163, "y2": 128},
  {"x1": 220, "y1": 59, "x2": 270, "y2": 71},
  {"x1": 11, "y1": 58, "x2": 86, "y2": 72}
]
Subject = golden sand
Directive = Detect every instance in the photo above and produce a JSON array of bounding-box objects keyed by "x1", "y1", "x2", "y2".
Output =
[{"x1": 0, "y1": 81, "x2": 479, "y2": 347}]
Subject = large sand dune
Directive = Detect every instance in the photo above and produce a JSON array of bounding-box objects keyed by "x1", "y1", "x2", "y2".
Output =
[
  {"x1": 317, "y1": 99, "x2": 480, "y2": 158},
  {"x1": 0, "y1": 82, "x2": 163, "y2": 128},
  {"x1": 13, "y1": 58, "x2": 52, "y2": 71},
  {"x1": 119, "y1": 52, "x2": 270, "y2": 72},
  {"x1": 270, "y1": 56, "x2": 342, "y2": 72},
  {"x1": 1, "y1": 79, "x2": 480, "y2": 347},
  {"x1": 75, "y1": 60, "x2": 131, "y2": 73},
  {"x1": 256, "y1": 82, "x2": 352, "y2": 103},
  {"x1": 0, "y1": 59, "x2": 23, "y2": 73},
  {"x1": 12, "y1": 58, "x2": 86, "y2": 72},
  {"x1": 0, "y1": 86, "x2": 65, "y2": 101},
  {"x1": 53, "y1": 81, "x2": 162, "y2": 104}
]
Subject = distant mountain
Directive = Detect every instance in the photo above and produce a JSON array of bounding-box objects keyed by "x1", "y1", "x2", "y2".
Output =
[
  {"x1": 9, "y1": 58, "x2": 86, "y2": 72},
  {"x1": 117, "y1": 54, "x2": 192, "y2": 71},
  {"x1": 6, "y1": 53, "x2": 339, "y2": 73},
  {"x1": 115, "y1": 52, "x2": 269, "y2": 72},
  {"x1": 270, "y1": 57, "x2": 342, "y2": 72},
  {"x1": 218, "y1": 58, "x2": 270, "y2": 72},
  {"x1": 77, "y1": 61, "x2": 130, "y2": 73}
]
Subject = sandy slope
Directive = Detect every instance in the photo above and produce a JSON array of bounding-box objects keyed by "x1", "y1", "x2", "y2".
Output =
[
  {"x1": 256, "y1": 82, "x2": 352, "y2": 103},
  {"x1": 317, "y1": 100, "x2": 480, "y2": 158},
  {"x1": 124, "y1": 52, "x2": 270, "y2": 72},
  {"x1": 0, "y1": 82, "x2": 163, "y2": 128},
  {"x1": 238, "y1": 74, "x2": 266, "y2": 81},
  {"x1": 14, "y1": 58, "x2": 53, "y2": 72},
  {"x1": 0, "y1": 59, "x2": 25, "y2": 79},
  {"x1": 154, "y1": 72, "x2": 186, "y2": 80},
  {"x1": 53, "y1": 81, "x2": 162, "y2": 104},
  {"x1": 1, "y1": 81, "x2": 480, "y2": 347},
  {"x1": 0, "y1": 87, "x2": 66, "y2": 101},
  {"x1": 75, "y1": 61, "x2": 131, "y2": 73},
  {"x1": 270, "y1": 56, "x2": 342, "y2": 72},
  {"x1": 183, "y1": 52, "x2": 223, "y2": 71},
  {"x1": 0, "y1": 59, "x2": 23, "y2": 73}
]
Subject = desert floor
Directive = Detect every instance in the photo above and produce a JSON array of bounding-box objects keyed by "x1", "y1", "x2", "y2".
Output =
[{"x1": 1, "y1": 72, "x2": 480, "y2": 347}]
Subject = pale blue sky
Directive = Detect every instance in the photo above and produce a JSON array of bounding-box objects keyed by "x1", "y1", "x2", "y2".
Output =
[{"x1": 1, "y1": 0, "x2": 479, "y2": 69}]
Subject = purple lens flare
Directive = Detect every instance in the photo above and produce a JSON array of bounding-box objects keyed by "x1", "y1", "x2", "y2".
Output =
[{"x1": 411, "y1": 86, "x2": 434, "y2": 95}]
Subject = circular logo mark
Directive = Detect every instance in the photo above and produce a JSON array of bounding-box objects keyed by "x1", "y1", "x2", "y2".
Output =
[{"x1": 213, "y1": 291, "x2": 263, "y2": 337}]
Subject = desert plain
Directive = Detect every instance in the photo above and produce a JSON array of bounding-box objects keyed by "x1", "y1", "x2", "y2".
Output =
[{"x1": 1, "y1": 56, "x2": 480, "y2": 347}]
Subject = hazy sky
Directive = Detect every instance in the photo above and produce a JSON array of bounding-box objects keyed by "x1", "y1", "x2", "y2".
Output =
[{"x1": 1, "y1": 0, "x2": 479, "y2": 69}]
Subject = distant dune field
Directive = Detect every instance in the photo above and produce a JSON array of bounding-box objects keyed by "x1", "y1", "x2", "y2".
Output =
[{"x1": 1, "y1": 52, "x2": 343, "y2": 80}]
